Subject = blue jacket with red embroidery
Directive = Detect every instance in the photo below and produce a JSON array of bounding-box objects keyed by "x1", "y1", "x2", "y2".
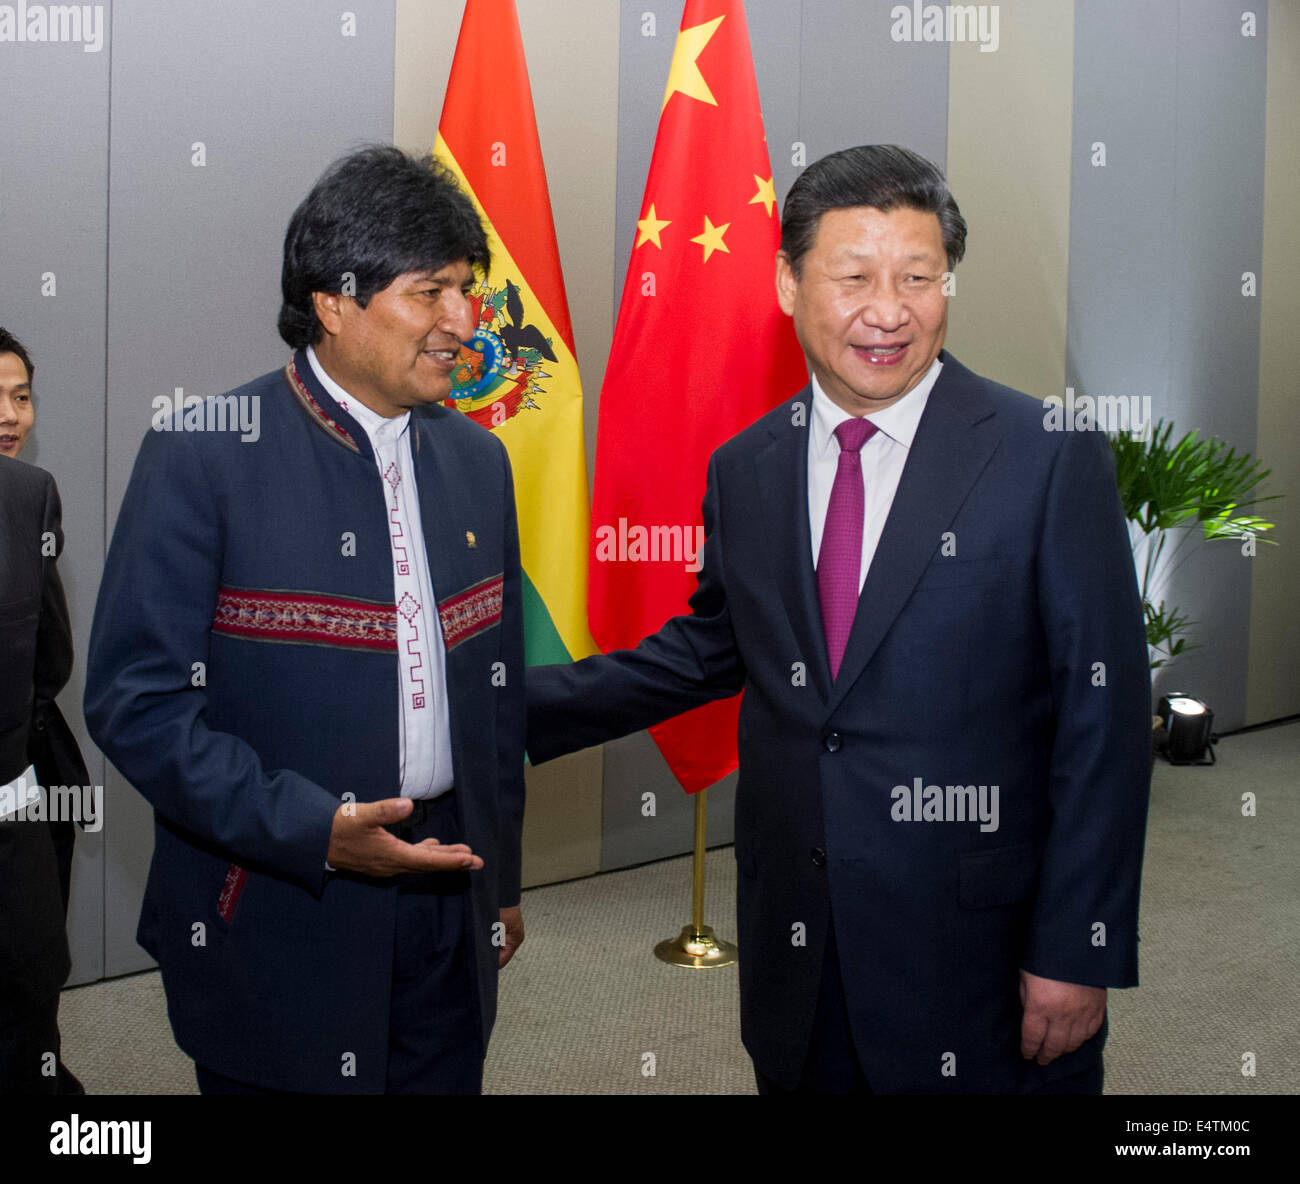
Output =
[{"x1": 84, "y1": 350, "x2": 525, "y2": 1092}]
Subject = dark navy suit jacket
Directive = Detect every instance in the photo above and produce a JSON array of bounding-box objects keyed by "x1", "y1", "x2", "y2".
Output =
[
  {"x1": 85, "y1": 352, "x2": 525, "y2": 1092},
  {"x1": 528, "y1": 351, "x2": 1151, "y2": 1093}
]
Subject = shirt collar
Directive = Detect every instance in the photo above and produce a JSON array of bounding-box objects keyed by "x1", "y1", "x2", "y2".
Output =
[
  {"x1": 810, "y1": 356, "x2": 943, "y2": 458},
  {"x1": 305, "y1": 344, "x2": 409, "y2": 447}
]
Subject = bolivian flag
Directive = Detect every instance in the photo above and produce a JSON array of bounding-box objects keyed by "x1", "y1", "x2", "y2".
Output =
[{"x1": 435, "y1": 0, "x2": 596, "y2": 665}]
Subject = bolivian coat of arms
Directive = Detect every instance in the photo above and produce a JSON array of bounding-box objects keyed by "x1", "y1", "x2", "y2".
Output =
[{"x1": 445, "y1": 277, "x2": 555, "y2": 430}]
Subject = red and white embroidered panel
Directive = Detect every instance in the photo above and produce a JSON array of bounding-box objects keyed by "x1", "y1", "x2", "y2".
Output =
[
  {"x1": 381, "y1": 457, "x2": 429, "y2": 712},
  {"x1": 212, "y1": 587, "x2": 397, "y2": 651},
  {"x1": 438, "y1": 575, "x2": 504, "y2": 652}
]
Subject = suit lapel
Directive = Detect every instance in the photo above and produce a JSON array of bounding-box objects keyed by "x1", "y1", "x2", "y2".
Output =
[
  {"x1": 823, "y1": 354, "x2": 1001, "y2": 721},
  {"x1": 755, "y1": 388, "x2": 832, "y2": 701}
]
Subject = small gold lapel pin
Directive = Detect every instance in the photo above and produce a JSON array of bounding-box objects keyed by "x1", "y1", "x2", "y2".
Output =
[{"x1": 466, "y1": 530, "x2": 477, "y2": 549}]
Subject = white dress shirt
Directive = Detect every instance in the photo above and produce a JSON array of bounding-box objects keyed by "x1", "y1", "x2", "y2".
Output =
[
  {"x1": 808, "y1": 358, "x2": 942, "y2": 591},
  {"x1": 306, "y1": 346, "x2": 453, "y2": 799}
]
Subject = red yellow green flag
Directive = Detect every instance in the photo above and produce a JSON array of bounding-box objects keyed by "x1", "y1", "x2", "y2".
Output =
[
  {"x1": 435, "y1": 0, "x2": 596, "y2": 665},
  {"x1": 588, "y1": 0, "x2": 808, "y2": 791}
]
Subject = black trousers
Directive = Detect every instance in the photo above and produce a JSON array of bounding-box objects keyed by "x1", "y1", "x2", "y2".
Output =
[
  {"x1": 0, "y1": 818, "x2": 76, "y2": 1095},
  {"x1": 0, "y1": 994, "x2": 61, "y2": 1094},
  {"x1": 755, "y1": 921, "x2": 872, "y2": 1095},
  {"x1": 197, "y1": 791, "x2": 484, "y2": 1096},
  {"x1": 754, "y1": 923, "x2": 1103, "y2": 1096}
]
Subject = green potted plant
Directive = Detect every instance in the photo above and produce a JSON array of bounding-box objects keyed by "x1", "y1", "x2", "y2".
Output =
[{"x1": 1109, "y1": 419, "x2": 1279, "y2": 672}]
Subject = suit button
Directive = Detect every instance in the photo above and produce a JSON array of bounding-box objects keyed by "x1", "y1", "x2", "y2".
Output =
[
  {"x1": 811, "y1": 848, "x2": 826, "y2": 868},
  {"x1": 823, "y1": 732, "x2": 842, "y2": 753}
]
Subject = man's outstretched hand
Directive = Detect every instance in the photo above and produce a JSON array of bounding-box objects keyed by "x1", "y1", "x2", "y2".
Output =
[
  {"x1": 1019, "y1": 968, "x2": 1106, "y2": 1064},
  {"x1": 327, "y1": 797, "x2": 484, "y2": 878}
]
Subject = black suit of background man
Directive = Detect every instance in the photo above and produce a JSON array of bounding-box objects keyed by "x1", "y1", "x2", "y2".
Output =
[{"x1": 0, "y1": 454, "x2": 82, "y2": 1093}]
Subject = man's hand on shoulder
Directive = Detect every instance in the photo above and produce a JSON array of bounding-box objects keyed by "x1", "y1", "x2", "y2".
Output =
[
  {"x1": 327, "y1": 798, "x2": 483, "y2": 877},
  {"x1": 1019, "y1": 968, "x2": 1106, "y2": 1064}
]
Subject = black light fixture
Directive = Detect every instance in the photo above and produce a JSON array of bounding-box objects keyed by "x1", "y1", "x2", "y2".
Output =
[{"x1": 1157, "y1": 693, "x2": 1216, "y2": 765}]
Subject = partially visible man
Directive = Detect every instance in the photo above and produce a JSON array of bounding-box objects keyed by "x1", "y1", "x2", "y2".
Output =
[
  {"x1": 85, "y1": 147, "x2": 527, "y2": 1094},
  {"x1": 0, "y1": 334, "x2": 35, "y2": 458},
  {"x1": 0, "y1": 328, "x2": 80, "y2": 1093},
  {"x1": 0, "y1": 331, "x2": 91, "y2": 935},
  {"x1": 527, "y1": 145, "x2": 1151, "y2": 1094}
]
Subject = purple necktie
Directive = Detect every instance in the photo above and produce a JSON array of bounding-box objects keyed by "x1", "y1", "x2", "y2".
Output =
[{"x1": 817, "y1": 417, "x2": 877, "y2": 681}]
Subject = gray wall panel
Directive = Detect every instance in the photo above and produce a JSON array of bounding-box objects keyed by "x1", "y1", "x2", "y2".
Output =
[
  {"x1": 1067, "y1": 0, "x2": 1266, "y2": 728},
  {"x1": 1066, "y1": 0, "x2": 1179, "y2": 414},
  {"x1": 106, "y1": 0, "x2": 397, "y2": 519},
  {"x1": 1161, "y1": 0, "x2": 1266, "y2": 725},
  {"x1": 0, "y1": 29, "x2": 110, "y2": 986},
  {"x1": 615, "y1": 1, "x2": 679, "y2": 315},
  {"x1": 1169, "y1": 1, "x2": 1267, "y2": 445},
  {"x1": 796, "y1": 0, "x2": 948, "y2": 174},
  {"x1": 102, "y1": 0, "x2": 396, "y2": 976}
]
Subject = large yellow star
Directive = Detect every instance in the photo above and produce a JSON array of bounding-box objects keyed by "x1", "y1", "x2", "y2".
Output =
[
  {"x1": 661, "y1": 15, "x2": 725, "y2": 112},
  {"x1": 690, "y1": 214, "x2": 731, "y2": 262},
  {"x1": 748, "y1": 174, "x2": 777, "y2": 217},
  {"x1": 635, "y1": 203, "x2": 672, "y2": 249}
]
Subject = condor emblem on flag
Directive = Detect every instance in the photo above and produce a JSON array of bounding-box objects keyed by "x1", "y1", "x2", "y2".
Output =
[{"x1": 448, "y1": 277, "x2": 553, "y2": 430}]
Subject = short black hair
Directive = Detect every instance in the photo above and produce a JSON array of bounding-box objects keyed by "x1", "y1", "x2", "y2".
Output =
[
  {"x1": 277, "y1": 144, "x2": 491, "y2": 349},
  {"x1": 780, "y1": 145, "x2": 967, "y2": 275},
  {"x1": 0, "y1": 327, "x2": 34, "y2": 387}
]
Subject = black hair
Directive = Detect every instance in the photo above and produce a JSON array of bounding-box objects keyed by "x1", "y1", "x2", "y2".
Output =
[
  {"x1": 780, "y1": 144, "x2": 967, "y2": 275},
  {"x1": 277, "y1": 144, "x2": 490, "y2": 349},
  {"x1": 0, "y1": 326, "x2": 34, "y2": 387}
]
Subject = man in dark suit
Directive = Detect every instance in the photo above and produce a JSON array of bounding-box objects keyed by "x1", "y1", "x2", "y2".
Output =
[
  {"x1": 527, "y1": 145, "x2": 1151, "y2": 1094},
  {"x1": 0, "y1": 329, "x2": 88, "y2": 1096},
  {"x1": 85, "y1": 147, "x2": 526, "y2": 1094},
  {"x1": 0, "y1": 339, "x2": 74, "y2": 1090}
]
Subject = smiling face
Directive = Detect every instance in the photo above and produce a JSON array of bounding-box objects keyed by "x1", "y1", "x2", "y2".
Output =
[
  {"x1": 310, "y1": 261, "x2": 477, "y2": 418},
  {"x1": 0, "y1": 351, "x2": 35, "y2": 457},
  {"x1": 776, "y1": 205, "x2": 949, "y2": 416}
]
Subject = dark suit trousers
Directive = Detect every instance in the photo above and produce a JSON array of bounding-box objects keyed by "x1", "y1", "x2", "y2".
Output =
[
  {"x1": 197, "y1": 791, "x2": 484, "y2": 1096},
  {"x1": 0, "y1": 995, "x2": 61, "y2": 1094},
  {"x1": 48, "y1": 818, "x2": 75, "y2": 917},
  {"x1": 755, "y1": 920, "x2": 872, "y2": 1095},
  {"x1": 755, "y1": 921, "x2": 1104, "y2": 1095}
]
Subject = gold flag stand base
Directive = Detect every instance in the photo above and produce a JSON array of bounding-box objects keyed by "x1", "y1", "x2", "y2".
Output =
[
  {"x1": 653, "y1": 788, "x2": 738, "y2": 969},
  {"x1": 654, "y1": 923, "x2": 738, "y2": 969}
]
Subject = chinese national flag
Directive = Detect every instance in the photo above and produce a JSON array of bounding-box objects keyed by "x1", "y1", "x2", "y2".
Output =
[{"x1": 588, "y1": 0, "x2": 807, "y2": 792}]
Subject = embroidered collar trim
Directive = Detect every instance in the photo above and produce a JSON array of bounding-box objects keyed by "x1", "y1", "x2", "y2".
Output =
[{"x1": 283, "y1": 358, "x2": 361, "y2": 454}]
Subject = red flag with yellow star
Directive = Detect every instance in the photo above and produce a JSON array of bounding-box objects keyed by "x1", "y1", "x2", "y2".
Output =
[{"x1": 589, "y1": 0, "x2": 806, "y2": 793}]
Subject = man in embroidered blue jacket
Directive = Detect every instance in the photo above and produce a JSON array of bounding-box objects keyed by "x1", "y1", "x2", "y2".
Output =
[{"x1": 85, "y1": 147, "x2": 526, "y2": 1094}]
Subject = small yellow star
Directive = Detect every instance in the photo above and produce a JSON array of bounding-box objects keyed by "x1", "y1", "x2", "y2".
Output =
[
  {"x1": 748, "y1": 174, "x2": 777, "y2": 217},
  {"x1": 635, "y1": 203, "x2": 672, "y2": 249},
  {"x1": 662, "y1": 15, "x2": 725, "y2": 112},
  {"x1": 690, "y1": 214, "x2": 731, "y2": 262}
]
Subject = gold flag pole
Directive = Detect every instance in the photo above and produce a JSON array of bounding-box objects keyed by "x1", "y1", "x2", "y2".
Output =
[{"x1": 654, "y1": 788, "x2": 738, "y2": 968}]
